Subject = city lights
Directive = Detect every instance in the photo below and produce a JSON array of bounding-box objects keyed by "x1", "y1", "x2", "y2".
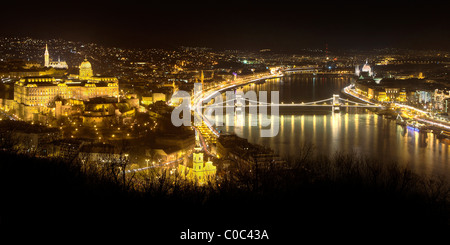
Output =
[{"x1": 0, "y1": 2, "x2": 449, "y2": 239}]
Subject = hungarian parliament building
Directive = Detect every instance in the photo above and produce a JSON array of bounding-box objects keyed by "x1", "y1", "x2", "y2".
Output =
[{"x1": 9, "y1": 45, "x2": 119, "y2": 122}]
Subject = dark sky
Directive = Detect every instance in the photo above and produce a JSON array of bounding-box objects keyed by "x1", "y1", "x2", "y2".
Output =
[{"x1": 1, "y1": 0, "x2": 449, "y2": 51}]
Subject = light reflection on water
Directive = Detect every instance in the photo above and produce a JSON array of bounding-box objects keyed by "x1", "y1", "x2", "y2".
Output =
[
  {"x1": 216, "y1": 75, "x2": 450, "y2": 178},
  {"x1": 223, "y1": 112, "x2": 450, "y2": 177}
]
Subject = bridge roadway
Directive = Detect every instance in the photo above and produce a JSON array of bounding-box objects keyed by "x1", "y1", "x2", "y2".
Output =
[{"x1": 192, "y1": 73, "x2": 282, "y2": 153}]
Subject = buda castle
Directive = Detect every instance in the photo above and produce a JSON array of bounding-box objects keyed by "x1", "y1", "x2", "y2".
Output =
[{"x1": 11, "y1": 45, "x2": 119, "y2": 122}]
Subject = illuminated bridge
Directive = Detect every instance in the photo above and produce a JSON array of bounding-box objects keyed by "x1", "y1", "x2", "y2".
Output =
[
  {"x1": 191, "y1": 73, "x2": 381, "y2": 154},
  {"x1": 282, "y1": 67, "x2": 353, "y2": 75},
  {"x1": 198, "y1": 94, "x2": 383, "y2": 111}
]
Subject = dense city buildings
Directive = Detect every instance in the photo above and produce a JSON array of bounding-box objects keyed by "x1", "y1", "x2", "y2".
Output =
[
  {"x1": 351, "y1": 58, "x2": 450, "y2": 113},
  {"x1": 1, "y1": 37, "x2": 450, "y2": 175},
  {"x1": 1, "y1": 0, "x2": 450, "y2": 241},
  {"x1": 0, "y1": 35, "x2": 449, "y2": 241}
]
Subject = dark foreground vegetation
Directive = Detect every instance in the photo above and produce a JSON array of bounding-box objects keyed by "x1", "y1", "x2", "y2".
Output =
[{"x1": 0, "y1": 149, "x2": 449, "y2": 242}]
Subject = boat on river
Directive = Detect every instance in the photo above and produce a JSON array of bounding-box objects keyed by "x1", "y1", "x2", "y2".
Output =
[{"x1": 406, "y1": 121, "x2": 426, "y2": 132}]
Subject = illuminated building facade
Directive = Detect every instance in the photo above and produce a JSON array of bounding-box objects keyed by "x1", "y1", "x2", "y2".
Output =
[
  {"x1": 13, "y1": 58, "x2": 119, "y2": 121},
  {"x1": 355, "y1": 82, "x2": 407, "y2": 103},
  {"x1": 192, "y1": 145, "x2": 216, "y2": 183},
  {"x1": 178, "y1": 134, "x2": 216, "y2": 184},
  {"x1": 49, "y1": 58, "x2": 68, "y2": 69},
  {"x1": 44, "y1": 45, "x2": 68, "y2": 69}
]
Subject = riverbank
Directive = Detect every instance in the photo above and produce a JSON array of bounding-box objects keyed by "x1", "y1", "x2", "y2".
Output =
[
  {"x1": 342, "y1": 84, "x2": 450, "y2": 138},
  {"x1": 218, "y1": 75, "x2": 450, "y2": 178}
]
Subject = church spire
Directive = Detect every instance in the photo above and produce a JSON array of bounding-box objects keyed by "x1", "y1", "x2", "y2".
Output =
[
  {"x1": 44, "y1": 44, "x2": 49, "y2": 67},
  {"x1": 200, "y1": 70, "x2": 204, "y2": 94},
  {"x1": 200, "y1": 70, "x2": 204, "y2": 85}
]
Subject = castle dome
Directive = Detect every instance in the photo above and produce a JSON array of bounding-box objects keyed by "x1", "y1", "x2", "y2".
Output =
[
  {"x1": 80, "y1": 59, "x2": 92, "y2": 69},
  {"x1": 362, "y1": 63, "x2": 371, "y2": 72},
  {"x1": 79, "y1": 58, "x2": 93, "y2": 79}
]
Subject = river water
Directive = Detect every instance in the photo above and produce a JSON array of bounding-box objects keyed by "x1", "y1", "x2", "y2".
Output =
[{"x1": 217, "y1": 75, "x2": 450, "y2": 178}]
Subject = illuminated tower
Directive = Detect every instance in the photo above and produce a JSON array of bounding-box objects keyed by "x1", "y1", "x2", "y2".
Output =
[
  {"x1": 193, "y1": 132, "x2": 204, "y2": 181},
  {"x1": 172, "y1": 80, "x2": 178, "y2": 94},
  {"x1": 355, "y1": 65, "x2": 360, "y2": 76},
  {"x1": 418, "y1": 72, "x2": 424, "y2": 79},
  {"x1": 193, "y1": 149, "x2": 204, "y2": 176},
  {"x1": 200, "y1": 70, "x2": 204, "y2": 90},
  {"x1": 44, "y1": 44, "x2": 49, "y2": 67}
]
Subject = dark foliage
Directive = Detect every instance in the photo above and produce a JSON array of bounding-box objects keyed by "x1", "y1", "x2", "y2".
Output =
[{"x1": 0, "y1": 150, "x2": 448, "y2": 242}]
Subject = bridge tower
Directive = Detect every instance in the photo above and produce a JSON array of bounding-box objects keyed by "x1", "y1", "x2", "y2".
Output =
[
  {"x1": 234, "y1": 90, "x2": 245, "y2": 126},
  {"x1": 332, "y1": 94, "x2": 340, "y2": 111}
]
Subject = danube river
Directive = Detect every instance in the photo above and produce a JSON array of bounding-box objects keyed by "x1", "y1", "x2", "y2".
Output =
[{"x1": 218, "y1": 75, "x2": 450, "y2": 178}]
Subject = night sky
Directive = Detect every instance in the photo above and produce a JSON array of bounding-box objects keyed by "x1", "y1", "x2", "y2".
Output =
[{"x1": 1, "y1": 0, "x2": 449, "y2": 51}]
